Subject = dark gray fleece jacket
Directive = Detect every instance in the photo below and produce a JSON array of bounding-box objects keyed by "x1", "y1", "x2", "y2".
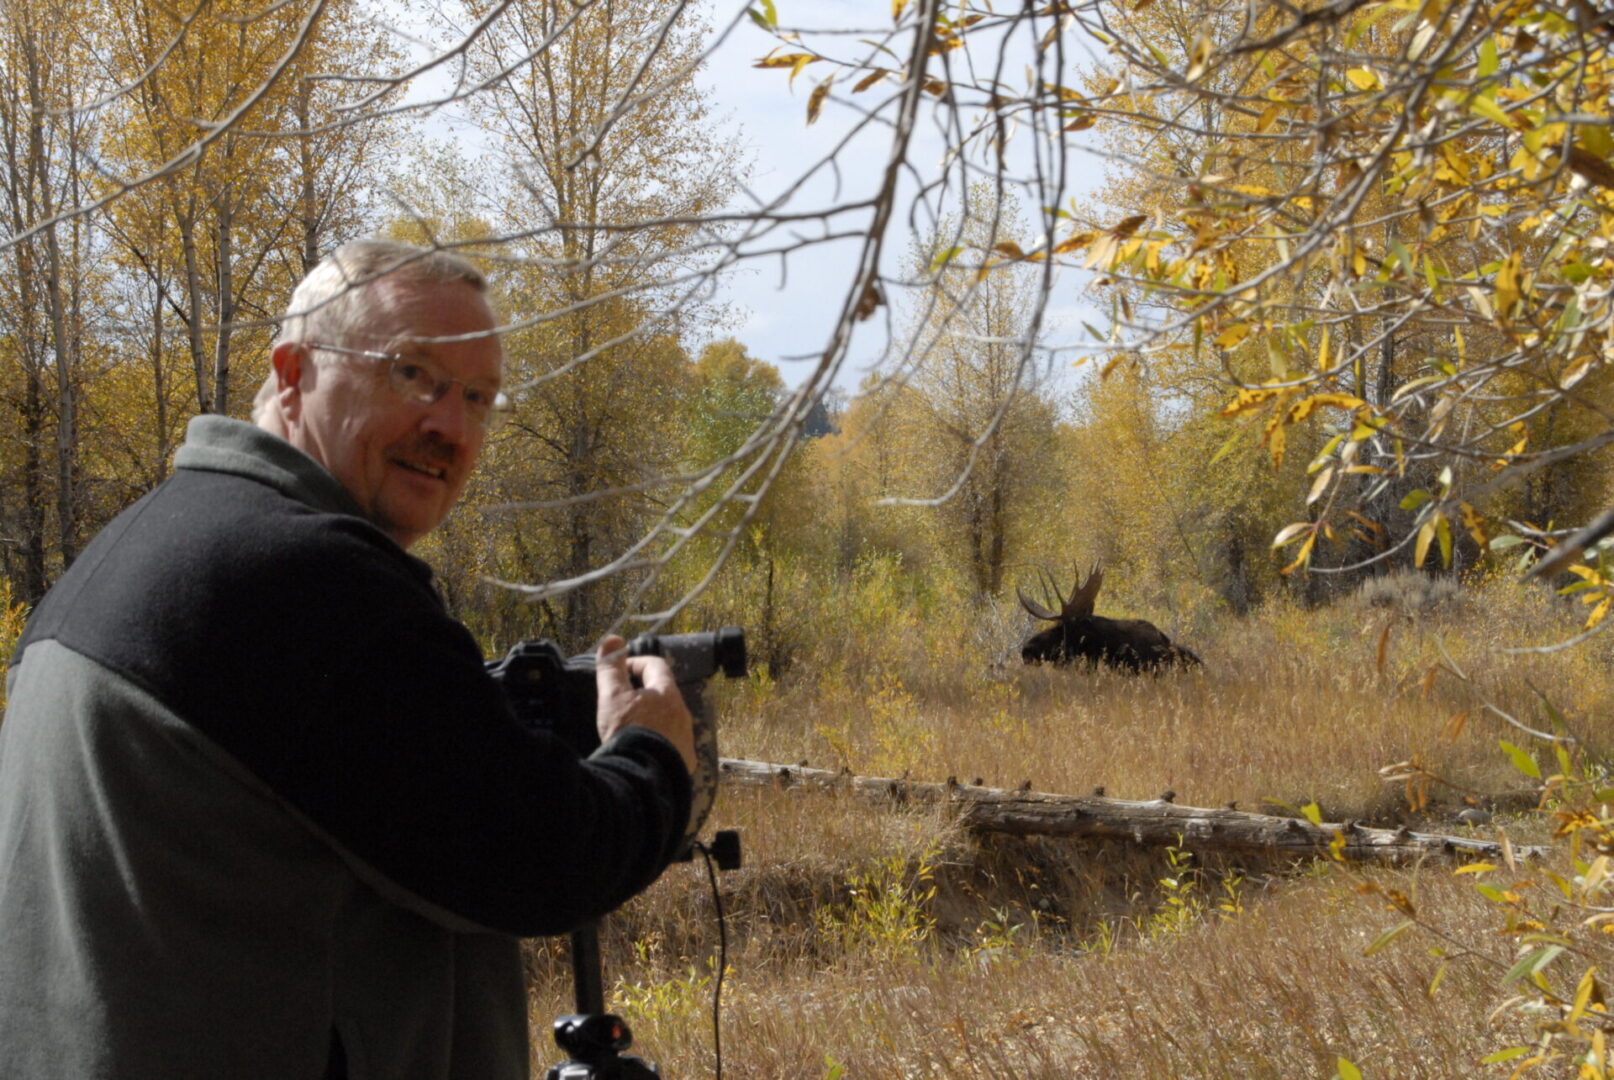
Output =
[{"x1": 0, "y1": 416, "x2": 691, "y2": 1080}]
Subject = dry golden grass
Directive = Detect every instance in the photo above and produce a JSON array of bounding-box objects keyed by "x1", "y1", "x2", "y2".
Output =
[{"x1": 526, "y1": 572, "x2": 1614, "y2": 1078}]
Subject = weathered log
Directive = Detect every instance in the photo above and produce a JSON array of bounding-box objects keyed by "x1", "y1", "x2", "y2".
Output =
[{"x1": 718, "y1": 758, "x2": 1544, "y2": 863}]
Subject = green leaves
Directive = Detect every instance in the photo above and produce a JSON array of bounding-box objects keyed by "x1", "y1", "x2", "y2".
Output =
[
  {"x1": 747, "y1": 0, "x2": 778, "y2": 30},
  {"x1": 1363, "y1": 919, "x2": 1413, "y2": 956},
  {"x1": 1500, "y1": 739, "x2": 1541, "y2": 781},
  {"x1": 1502, "y1": 944, "x2": 1564, "y2": 986}
]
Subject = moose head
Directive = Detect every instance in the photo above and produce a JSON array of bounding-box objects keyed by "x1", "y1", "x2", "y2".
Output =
[{"x1": 1018, "y1": 564, "x2": 1201, "y2": 673}]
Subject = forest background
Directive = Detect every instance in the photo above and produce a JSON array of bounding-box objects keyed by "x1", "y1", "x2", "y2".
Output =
[
  {"x1": 7, "y1": 0, "x2": 1614, "y2": 1074},
  {"x1": 5, "y1": 0, "x2": 1614, "y2": 655}
]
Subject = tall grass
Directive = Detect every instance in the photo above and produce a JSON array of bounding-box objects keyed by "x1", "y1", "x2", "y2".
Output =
[
  {"x1": 529, "y1": 570, "x2": 1614, "y2": 1078},
  {"x1": 0, "y1": 579, "x2": 26, "y2": 713}
]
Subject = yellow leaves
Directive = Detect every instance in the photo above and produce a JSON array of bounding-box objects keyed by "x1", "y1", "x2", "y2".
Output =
[
  {"x1": 1052, "y1": 230, "x2": 1095, "y2": 256},
  {"x1": 1568, "y1": 968, "x2": 1608, "y2": 1035},
  {"x1": 1560, "y1": 358, "x2": 1593, "y2": 391},
  {"x1": 1222, "y1": 386, "x2": 1367, "y2": 473},
  {"x1": 1271, "y1": 521, "x2": 1318, "y2": 575},
  {"x1": 1580, "y1": 857, "x2": 1614, "y2": 902},
  {"x1": 1414, "y1": 511, "x2": 1451, "y2": 569},
  {"x1": 1185, "y1": 32, "x2": 1214, "y2": 82},
  {"x1": 1263, "y1": 408, "x2": 1290, "y2": 468},
  {"x1": 1219, "y1": 384, "x2": 1289, "y2": 419},
  {"x1": 1112, "y1": 214, "x2": 1148, "y2": 239},
  {"x1": 807, "y1": 78, "x2": 831, "y2": 125},
  {"x1": 1346, "y1": 68, "x2": 1381, "y2": 92},
  {"x1": 1079, "y1": 215, "x2": 1149, "y2": 271},
  {"x1": 852, "y1": 68, "x2": 887, "y2": 93},
  {"x1": 1378, "y1": 758, "x2": 1435, "y2": 814},
  {"x1": 1144, "y1": 240, "x2": 1163, "y2": 276},
  {"x1": 1494, "y1": 251, "x2": 1525, "y2": 322},
  {"x1": 1437, "y1": 142, "x2": 1472, "y2": 185},
  {"x1": 1286, "y1": 393, "x2": 1364, "y2": 425},
  {"x1": 1214, "y1": 323, "x2": 1253, "y2": 348},
  {"x1": 1556, "y1": 809, "x2": 1603, "y2": 841},
  {"x1": 927, "y1": 11, "x2": 985, "y2": 53},
  {"x1": 1306, "y1": 465, "x2": 1334, "y2": 506},
  {"x1": 755, "y1": 52, "x2": 819, "y2": 89},
  {"x1": 754, "y1": 52, "x2": 815, "y2": 70},
  {"x1": 1579, "y1": 122, "x2": 1614, "y2": 163},
  {"x1": 1564, "y1": 564, "x2": 1614, "y2": 630},
  {"x1": 1468, "y1": 92, "x2": 1515, "y2": 130},
  {"x1": 1460, "y1": 501, "x2": 1488, "y2": 549},
  {"x1": 1495, "y1": 421, "x2": 1528, "y2": 469}
]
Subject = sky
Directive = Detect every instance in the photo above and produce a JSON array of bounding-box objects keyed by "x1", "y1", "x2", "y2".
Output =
[
  {"x1": 691, "y1": 1, "x2": 1112, "y2": 394},
  {"x1": 395, "y1": 0, "x2": 1112, "y2": 396}
]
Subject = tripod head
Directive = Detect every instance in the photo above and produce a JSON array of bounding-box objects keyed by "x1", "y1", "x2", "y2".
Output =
[{"x1": 545, "y1": 1014, "x2": 660, "y2": 1079}]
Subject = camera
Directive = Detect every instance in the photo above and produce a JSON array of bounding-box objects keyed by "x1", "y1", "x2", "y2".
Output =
[
  {"x1": 489, "y1": 628, "x2": 747, "y2": 1080},
  {"x1": 486, "y1": 628, "x2": 747, "y2": 756}
]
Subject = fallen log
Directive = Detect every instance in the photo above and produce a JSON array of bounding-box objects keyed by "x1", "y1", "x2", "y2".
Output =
[{"x1": 718, "y1": 758, "x2": 1545, "y2": 863}]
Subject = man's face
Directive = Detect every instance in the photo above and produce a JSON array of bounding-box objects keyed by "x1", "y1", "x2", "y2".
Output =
[{"x1": 274, "y1": 277, "x2": 502, "y2": 548}]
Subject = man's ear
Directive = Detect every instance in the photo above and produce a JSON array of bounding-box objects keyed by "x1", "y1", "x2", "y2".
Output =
[{"x1": 269, "y1": 341, "x2": 309, "y2": 419}]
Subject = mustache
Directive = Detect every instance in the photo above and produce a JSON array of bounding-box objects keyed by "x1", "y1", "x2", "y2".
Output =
[{"x1": 397, "y1": 437, "x2": 457, "y2": 467}]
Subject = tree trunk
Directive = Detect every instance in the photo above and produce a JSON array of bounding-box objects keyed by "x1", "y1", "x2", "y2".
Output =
[
  {"x1": 296, "y1": 78, "x2": 320, "y2": 273},
  {"x1": 151, "y1": 266, "x2": 170, "y2": 485},
  {"x1": 213, "y1": 196, "x2": 235, "y2": 416},
  {"x1": 18, "y1": 360, "x2": 47, "y2": 602},
  {"x1": 179, "y1": 208, "x2": 212, "y2": 414},
  {"x1": 23, "y1": 32, "x2": 78, "y2": 569}
]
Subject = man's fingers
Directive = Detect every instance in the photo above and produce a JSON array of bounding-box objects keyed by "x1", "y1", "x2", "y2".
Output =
[
  {"x1": 625, "y1": 653, "x2": 678, "y2": 694},
  {"x1": 595, "y1": 634, "x2": 632, "y2": 696},
  {"x1": 592, "y1": 634, "x2": 696, "y2": 775}
]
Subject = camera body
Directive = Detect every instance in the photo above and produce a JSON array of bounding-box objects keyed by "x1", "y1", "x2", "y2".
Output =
[
  {"x1": 487, "y1": 628, "x2": 744, "y2": 848},
  {"x1": 486, "y1": 629, "x2": 746, "y2": 756}
]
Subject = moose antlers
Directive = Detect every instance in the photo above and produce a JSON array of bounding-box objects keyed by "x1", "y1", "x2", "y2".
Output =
[{"x1": 1018, "y1": 563, "x2": 1104, "y2": 621}]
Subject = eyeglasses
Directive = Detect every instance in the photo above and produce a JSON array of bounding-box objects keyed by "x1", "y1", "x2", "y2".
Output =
[{"x1": 308, "y1": 342, "x2": 510, "y2": 432}]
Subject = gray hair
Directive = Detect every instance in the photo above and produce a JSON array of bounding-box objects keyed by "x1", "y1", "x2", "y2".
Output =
[{"x1": 254, "y1": 239, "x2": 489, "y2": 419}]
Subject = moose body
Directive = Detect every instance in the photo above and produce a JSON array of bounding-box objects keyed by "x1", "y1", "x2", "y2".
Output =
[{"x1": 1019, "y1": 566, "x2": 1201, "y2": 673}]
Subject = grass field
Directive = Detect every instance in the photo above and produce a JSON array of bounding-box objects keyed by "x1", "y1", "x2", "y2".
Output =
[{"x1": 525, "y1": 570, "x2": 1614, "y2": 1078}]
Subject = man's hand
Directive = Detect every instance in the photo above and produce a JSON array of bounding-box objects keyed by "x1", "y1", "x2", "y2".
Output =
[{"x1": 594, "y1": 634, "x2": 696, "y2": 776}]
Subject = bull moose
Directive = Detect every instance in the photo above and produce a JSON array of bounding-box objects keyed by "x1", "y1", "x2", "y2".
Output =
[{"x1": 1018, "y1": 564, "x2": 1202, "y2": 672}]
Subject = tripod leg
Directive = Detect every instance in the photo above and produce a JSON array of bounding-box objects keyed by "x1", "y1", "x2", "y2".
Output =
[{"x1": 570, "y1": 923, "x2": 606, "y2": 1016}]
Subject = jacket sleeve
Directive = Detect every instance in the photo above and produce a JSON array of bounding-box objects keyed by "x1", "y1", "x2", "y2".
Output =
[
  {"x1": 155, "y1": 513, "x2": 690, "y2": 935},
  {"x1": 252, "y1": 519, "x2": 693, "y2": 936}
]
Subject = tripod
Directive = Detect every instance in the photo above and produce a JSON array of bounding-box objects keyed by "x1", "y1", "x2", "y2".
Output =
[
  {"x1": 544, "y1": 922, "x2": 660, "y2": 1079},
  {"x1": 544, "y1": 832, "x2": 741, "y2": 1079}
]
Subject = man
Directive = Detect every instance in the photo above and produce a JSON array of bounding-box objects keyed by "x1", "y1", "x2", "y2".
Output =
[{"x1": 0, "y1": 239, "x2": 696, "y2": 1079}]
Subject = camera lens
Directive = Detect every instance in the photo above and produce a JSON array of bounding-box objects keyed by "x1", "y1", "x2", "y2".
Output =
[{"x1": 713, "y1": 627, "x2": 746, "y2": 679}]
